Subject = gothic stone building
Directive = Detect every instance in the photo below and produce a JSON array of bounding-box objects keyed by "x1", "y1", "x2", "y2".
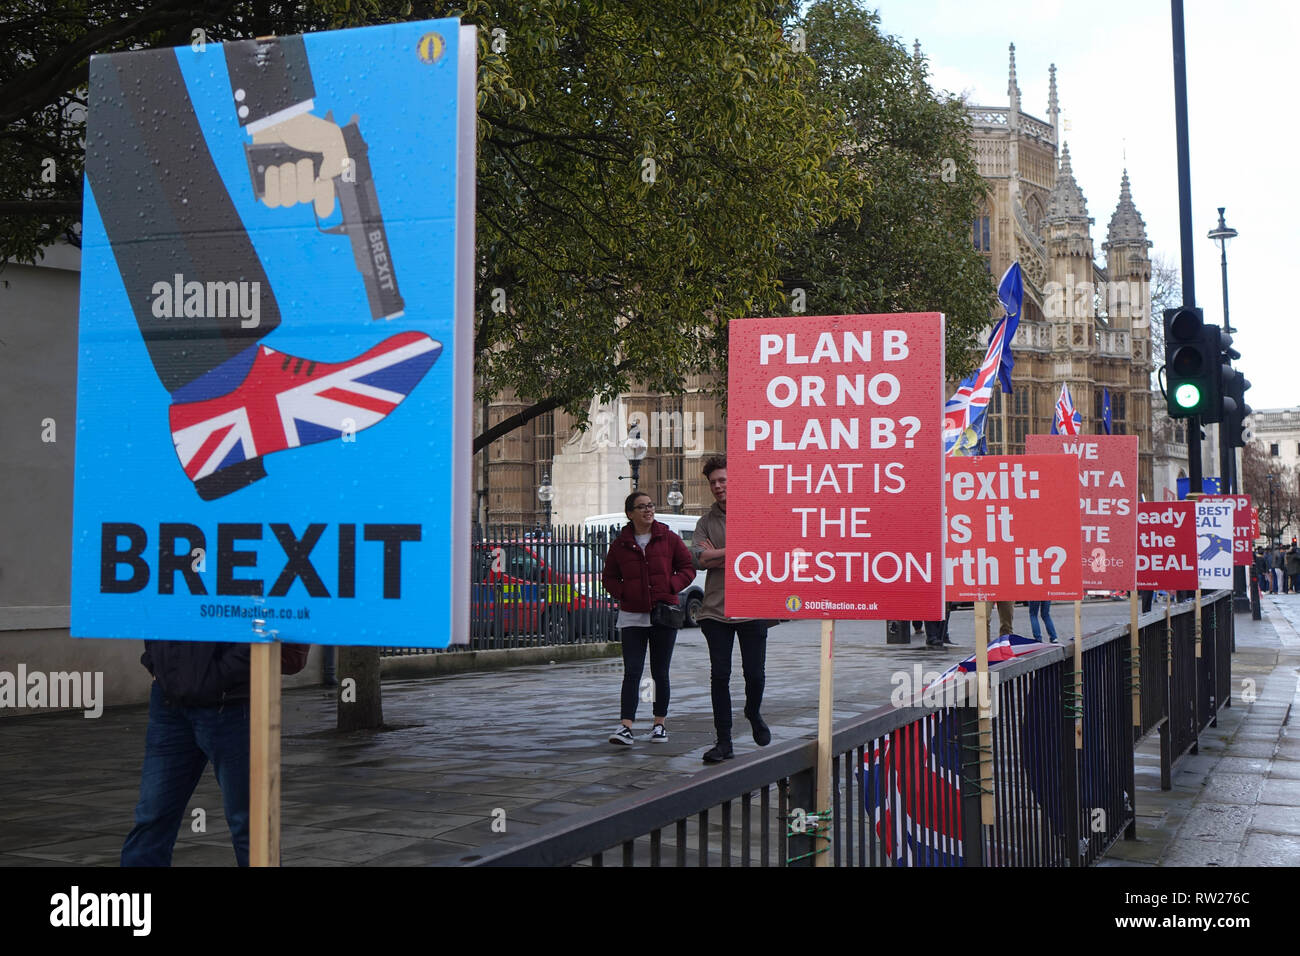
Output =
[
  {"x1": 970, "y1": 45, "x2": 1154, "y2": 499},
  {"x1": 481, "y1": 43, "x2": 1157, "y2": 524}
]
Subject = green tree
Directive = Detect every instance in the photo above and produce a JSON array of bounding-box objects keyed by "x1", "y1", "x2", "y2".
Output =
[
  {"x1": 2, "y1": 0, "x2": 849, "y2": 450},
  {"x1": 777, "y1": 0, "x2": 995, "y2": 380}
]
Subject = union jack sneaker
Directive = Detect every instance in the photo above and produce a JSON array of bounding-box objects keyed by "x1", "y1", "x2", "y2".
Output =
[{"x1": 168, "y1": 331, "x2": 441, "y2": 499}]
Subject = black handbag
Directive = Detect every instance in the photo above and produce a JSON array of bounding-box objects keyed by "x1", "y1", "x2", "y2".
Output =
[{"x1": 651, "y1": 601, "x2": 685, "y2": 629}]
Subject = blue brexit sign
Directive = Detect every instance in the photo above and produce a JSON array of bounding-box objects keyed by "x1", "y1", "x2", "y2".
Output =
[{"x1": 72, "y1": 20, "x2": 475, "y2": 647}]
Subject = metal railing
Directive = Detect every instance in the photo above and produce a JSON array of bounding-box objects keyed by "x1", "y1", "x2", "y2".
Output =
[
  {"x1": 382, "y1": 523, "x2": 619, "y2": 656},
  {"x1": 470, "y1": 590, "x2": 1235, "y2": 867}
]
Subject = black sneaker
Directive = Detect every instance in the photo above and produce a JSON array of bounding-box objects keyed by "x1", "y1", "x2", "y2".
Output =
[
  {"x1": 609, "y1": 725, "x2": 634, "y2": 746},
  {"x1": 650, "y1": 723, "x2": 668, "y2": 743},
  {"x1": 747, "y1": 712, "x2": 772, "y2": 747},
  {"x1": 703, "y1": 739, "x2": 734, "y2": 763}
]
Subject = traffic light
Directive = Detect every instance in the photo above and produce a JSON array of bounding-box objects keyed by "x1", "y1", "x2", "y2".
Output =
[
  {"x1": 1226, "y1": 372, "x2": 1253, "y2": 447},
  {"x1": 1164, "y1": 307, "x2": 1215, "y2": 418},
  {"x1": 1211, "y1": 328, "x2": 1240, "y2": 425}
]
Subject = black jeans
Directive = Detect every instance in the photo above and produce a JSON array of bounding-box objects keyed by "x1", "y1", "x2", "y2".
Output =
[
  {"x1": 924, "y1": 605, "x2": 953, "y2": 645},
  {"x1": 701, "y1": 619, "x2": 769, "y2": 734},
  {"x1": 619, "y1": 625, "x2": 676, "y2": 721}
]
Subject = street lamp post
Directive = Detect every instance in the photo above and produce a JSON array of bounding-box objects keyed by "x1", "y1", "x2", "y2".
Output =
[
  {"x1": 667, "y1": 479, "x2": 684, "y2": 514},
  {"x1": 1209, "y1": 207, "x2": 1249, "y2": 610},
  {"x1": 1267, "y1": 473, "x2": 1278, "y2": 548},
  {"x1": 537, "y1": 472, "x2": 554, "y2": 529},
  {"x1": 622, "y1": 428, "x2": 648, "y2": 491}
]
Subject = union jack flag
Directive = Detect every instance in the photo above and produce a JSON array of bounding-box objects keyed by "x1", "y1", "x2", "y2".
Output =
[
  {"x1": 926, "y1": 632, "x2": 1053, "y2": 692},
  {"x1": 1051, "y1": 382, "x2": 1081, "y2": 436},
  {"x1": 943, "y1": 262, "x2": 1022, "y2": 457},
  {"x1": 863, "y1": 709, "x2": 964, "y2": 866},
  {"x1": 169, "y1": 331, "x2": 441, "y2": 482}
]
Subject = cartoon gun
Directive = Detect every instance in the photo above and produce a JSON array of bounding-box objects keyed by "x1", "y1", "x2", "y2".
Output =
[
  {"x1": 1198, "y1": 535, "x2": 1232, "y2": 561},
  {"x1": 243, "y1": 113, "x2": 405, "y2": 321}
]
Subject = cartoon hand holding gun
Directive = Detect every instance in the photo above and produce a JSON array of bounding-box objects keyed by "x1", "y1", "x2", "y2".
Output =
[
  {"x1": 249, "y1": 111, "x2": 349, "y2": 216},
  {"x1": 230, "y1": 36, "x2": 404, "y2": 320}
]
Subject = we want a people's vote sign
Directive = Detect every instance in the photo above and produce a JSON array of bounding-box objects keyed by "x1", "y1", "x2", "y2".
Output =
[
  {"x1": 71, "y1": 21, "x2": 476, "y2": 646},
  {"x1": 725, "y1": 314, "x2": 945, "y2": 620},
  {"x1": 1025, "y1": 434, "x2": 1138, "y2": 590},
  {"x1": 944, "y1": 455, "x2": 1084, "y2": 602}
]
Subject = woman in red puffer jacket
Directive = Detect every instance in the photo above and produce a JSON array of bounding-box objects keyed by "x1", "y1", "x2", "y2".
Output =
[{"x1": 601, "y1": 490, "x2": 695, "y2": 746}]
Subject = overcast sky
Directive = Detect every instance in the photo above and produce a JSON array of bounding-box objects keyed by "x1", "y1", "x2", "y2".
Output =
[{"x1": 870, "y1": 0, "x2": 1297, "y2": 411}]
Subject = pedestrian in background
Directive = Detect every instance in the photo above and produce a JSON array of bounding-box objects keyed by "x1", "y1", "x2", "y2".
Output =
[
  {"x1": 1272, "y1": 546, "x2": 1286, "y2": 593},
  {"x1": 691, "y1": 456, "x2": 772, "y2": 763},
  {"x1": 601, "y1": 491, "x2": 695, "y2": 746},
  {"x1": 1287, "y1": 545, "x2": 1300, "y2": 593},
  {"x1": 1254, "y1": 547, "x2": 1270, "y2": 594},
  {"x1": 987, "y1": 600, "x2": 1015, "y2": 638},
  {"x1": 1027, "y1": 600, "x2": 1058, "y2": 642},
  {"x1": 122, "y1": 641, "x2": 310, "y2": 866}
]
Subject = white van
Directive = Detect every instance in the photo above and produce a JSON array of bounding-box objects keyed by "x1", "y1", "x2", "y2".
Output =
[{"x1": 584, "y1": 512, "x2": 707, "y2": 627}]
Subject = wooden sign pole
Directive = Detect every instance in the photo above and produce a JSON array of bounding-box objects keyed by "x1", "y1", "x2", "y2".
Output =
[
  {"x1": 974, "y1": 601, "x2": 993, "y2": 821},
  {"x1": 815, "y1": 619, "x2": 835, "y2": 867},
  {"x1": 250, "y1": 642, "x2": 282, "y2": 867},
  {"x1": 1073, "y1": 600, "x2": 1083, "y2": 750},
  {"x1": 1130, "y1": 590, "x2": 1141, "y2": 729}
]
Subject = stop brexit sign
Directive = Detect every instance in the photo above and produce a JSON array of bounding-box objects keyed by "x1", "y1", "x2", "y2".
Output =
[
  {"x1": 725, "y1": 313, "x2": 945, "y2": 620},
  {"x1": 1201, "y1": 494, "x2": 1255, "y2": 567}
]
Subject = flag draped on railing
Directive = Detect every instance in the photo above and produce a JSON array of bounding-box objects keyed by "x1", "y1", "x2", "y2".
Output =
[
  {"x1": 862, "y1": 710, "x2": 964, "y2": 866},
  {"x1": 942, "y1": 262, "x2": 1023, "y2": 457},
  {"x1": 1051, "y1": 382, "x2": 1082, "y2": 435}
]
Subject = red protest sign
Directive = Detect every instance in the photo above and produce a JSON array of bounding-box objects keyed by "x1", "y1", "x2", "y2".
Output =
[
  {"x1": 1201, "y1": 494, "x2": 1255, "y2": 566},
  {"x1": 726, "y1": 313, "x2": 945, "y2": 619},
  {"x1": 1136, "y1": 502, "x2": 1197, "y2": 590},
  {"x1": 944, "y1": 454, "x2": 1084, "y2": 601},
  {"x1": 1025, "y1": 434, "x2": 1138, "y2": 589}
]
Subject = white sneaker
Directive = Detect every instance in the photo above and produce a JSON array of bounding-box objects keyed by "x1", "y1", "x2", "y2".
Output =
[
  {"x1": 609, "y1": 725, "x2": 634, "y2": 746},
  {"x1": 650, "y1": 723, "x2": 668, "y2": 742}
]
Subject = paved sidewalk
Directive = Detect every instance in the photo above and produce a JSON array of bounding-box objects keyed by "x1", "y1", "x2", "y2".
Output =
[
  {"x1": 1100, "y1": 593, "x2": 1300, "y2": 867},
  {"x1": 4, "y1": 597, "x2": 1289, "y2": 867}
]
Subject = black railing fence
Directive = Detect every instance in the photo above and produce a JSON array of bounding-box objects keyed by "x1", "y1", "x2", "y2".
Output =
[
  {"x1": 382, "y1": 523, "x2": 620, "y2": 656},
  {"x1": 471, "y1": 590, "x2": 1236, "y2": 867}
]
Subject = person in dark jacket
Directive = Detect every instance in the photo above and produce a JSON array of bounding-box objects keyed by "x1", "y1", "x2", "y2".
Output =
[
  {"x1": 602, "y1": 491, "x2": 695, "y2": 745},
  {"x1": 121, "y1": 640, "x2": 308, "y2": 866}
]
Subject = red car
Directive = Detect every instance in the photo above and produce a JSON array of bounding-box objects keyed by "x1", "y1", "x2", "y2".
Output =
[{"x1": 472, "y1": 540, "x2": 617, "y2": 641}]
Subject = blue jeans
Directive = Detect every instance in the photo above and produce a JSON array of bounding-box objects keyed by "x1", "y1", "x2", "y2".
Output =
[
  {"x1": 1028, "y1": 601, "x2": 1058, "y2": 641},
  {"x1": 122, "y1": 682, "x2": 250, "y2": 866}
]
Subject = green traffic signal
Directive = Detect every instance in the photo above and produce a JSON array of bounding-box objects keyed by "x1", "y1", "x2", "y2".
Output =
[{"x1": 1174, "y1": 383, "x2": 1202, "y2": 409}]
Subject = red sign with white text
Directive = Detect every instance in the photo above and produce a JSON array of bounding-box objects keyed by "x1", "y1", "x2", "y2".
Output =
[
  {"x1": 944, "y1": 454, "x2": 1084, "y2": 601},
  {"x1": 1025, "y1": 434, "x2": 1138, "y2": 589},
  {"x1": 1201, "y1": 494, "x2": 1255, "y2": 566},
  {"x1": 1136, "y1": 501, "x2": 1197, "y2": 590},
  {"x1": 725, "y1": 313, "x2": 945, "y2": 619}
]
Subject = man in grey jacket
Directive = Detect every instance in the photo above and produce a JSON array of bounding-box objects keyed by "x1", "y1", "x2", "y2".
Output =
[{"x1": 691, "y1": 455, "x2": 771, "y2": 763}]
